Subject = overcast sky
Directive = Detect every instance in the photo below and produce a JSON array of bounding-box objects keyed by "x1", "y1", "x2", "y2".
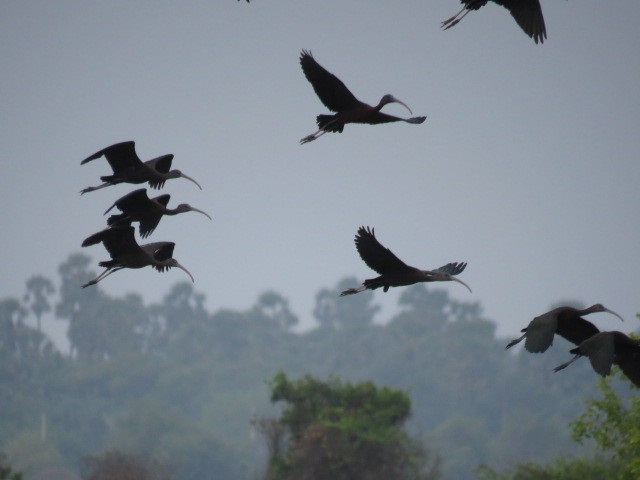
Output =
[{"x1": 2, "y1": 1, "x2": 639, "y2": 340}]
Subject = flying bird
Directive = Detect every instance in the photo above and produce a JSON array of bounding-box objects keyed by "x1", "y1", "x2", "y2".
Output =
[
  {"x1": 441, "y1": 0, "x2": 547, "y2": 45},
  {"x1": 80, "y1": 141, "x2": 202, "y2": 194},
  {"x1": 299, "y1": 50, "x2": 426, "y2": 144},
  {"x1": 340, "y1": 226, "x2": 471, "y2": 296},
  {"x1": 103, "y1": 188, "x2": 212, "y2": 239},
  {"x1": 506, "y1": 304, "x2": 624, "y2": 353},
  {"x1": 553, "y1": 331, "x2": 640, "y2": 388},
  {"x1": 81, "y1": 225, "x2": 194, "y2": 288}
]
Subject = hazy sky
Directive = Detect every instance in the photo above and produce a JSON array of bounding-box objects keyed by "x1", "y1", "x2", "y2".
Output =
[{"x1": 2, "y1": 1, "x2": 639, "y2": 339}]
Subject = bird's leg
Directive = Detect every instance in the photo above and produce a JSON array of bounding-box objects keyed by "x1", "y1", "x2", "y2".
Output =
[
  {"x1": 441, "y1": 7, "x2": 471, "y2": 30},
  {"x1": 553, "y1": 354, "x2": 580, "y2": 373},
  {"x1": 80, "y1": 182, "x2": 110, "y2": 195},
  {"x1": 81, "y1": 267, "x2": 122, "y2": 288},
  {"x1": 339, "y1": 285, "x2": 367, "y2": 297},
  {"x1": 300, "y1": 128, "x2": 328, "y2": 145},
  {"x1": 505, "y1": 334, "x2": 526, "y2": 350}
]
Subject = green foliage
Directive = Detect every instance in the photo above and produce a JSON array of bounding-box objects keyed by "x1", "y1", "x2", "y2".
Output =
[
  {"x1": 2, "y1": 430, "x2": 66, "y2": 478},
  {"x1": 270, "y1": 372, "x2": 411, "y2": 442},
  {"x1": 475, "y1": 457, "x2": 622, "y2": 480},
  {"x1": 0, "y1": 455, "x2": 22, "y2": 480},
  {"x1": 265, "y1": 372, "x2": 439, "y2": 480},
  {"x1": 3, "y1": 256, "x2": 637, "y2": 480},
  {"x1": 570, "y1": 372, "x2": 640, "y2": 479}
]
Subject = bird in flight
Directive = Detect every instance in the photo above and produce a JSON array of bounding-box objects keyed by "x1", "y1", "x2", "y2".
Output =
[
  {"x1": 299, "y1": 50, "x2": 426, "y2": 144},
  {"x1": 340, "y1": 226, "x2": 471, "y2": 296},
  {"x1": 441, "y1": 0, "x2": 547, "y2": 45}
]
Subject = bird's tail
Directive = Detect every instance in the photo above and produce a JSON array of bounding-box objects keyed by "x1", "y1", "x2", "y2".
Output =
[
  {"x1": 99, "y1": 175, "x2": 119, "y2": 184},
  {"x1": 316, "y1": 115, "x2": 343, "y2": 133},
  {"x1": 98, "y1": 260, "x2": 117, "y2": 269}
]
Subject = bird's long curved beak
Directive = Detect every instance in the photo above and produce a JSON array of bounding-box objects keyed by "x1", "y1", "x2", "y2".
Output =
[
  {"x1": 604, "y1": 307, "x2": 624, "y2": 322},
  {"x1": 176, "y1": 263, "x2": 195, "y2": 283},
  {"x1": 391, "y1": 97, "x2": 413, "y2": 115},
  {"x1": 452, "y1": 277, "x2": 472, "y2": 293},
  {"x1": 190, "y1": 207, "x2": 212, "y2": 221},
  {"x1": 181, "y1": 173, "x2": 202, "y2": 190}
]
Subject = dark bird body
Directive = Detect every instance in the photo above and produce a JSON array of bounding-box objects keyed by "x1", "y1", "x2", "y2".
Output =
[
  {"x1": 81, "y1": 225, "x2": 194, "y2": 287},
  {"x1": 506, "y1": 304, "x2": 624, "y2": 353},
  {"x1": 340, "y1": 226, "x2": 471, "y2": 296},
  {"x1": 442, "y1": 0, "x2": 547, "y2": 44},
  {"x1": 299, "y1": 50, "x2": 426, "y2": 144},
  {"x1": 554, "y1": 331, "x2": 640, "y2": 388},
  {"x1": 80, "y1": 141, "x2": 202, "y2": 194},
  {"x1": 104, "y1": 188, "x2": 212, "y2": 238}
]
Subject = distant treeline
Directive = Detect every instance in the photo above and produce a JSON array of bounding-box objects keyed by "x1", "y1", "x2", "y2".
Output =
[{"x1": 0, "y1": 253, "x2": 635, "y2": 480}]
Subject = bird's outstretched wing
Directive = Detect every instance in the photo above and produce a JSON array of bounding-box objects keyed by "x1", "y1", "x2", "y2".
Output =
[
  {"x1": 144, "y1": 154, "x2": 174, "y2": 174},
  {"x1": 83, "y1": 225, "x2": 142, "y2": 260},
  {"x1": 615, "y1": 337, "x2": 640, "y2": 388},
  {"x1": 300, "y1": 50, "x2": 361, "y2": 112},
  {"x1": 81, "y1": 141, "x2": 143, "y2": 173},
  {"x1": 433, "y1": 262, "x2": 467, "y2": 276},
  {"x1": 363, "y1": 113, "x2": 427, "y2": 125},
  {"x1": 105, "y1": 188, "x2": 152, "y2": 215},
  {"x1": 354, "y1": 226, "x2": 411, "y2": 275},
  {"x1": 494, "y1": 0, "x2": 546, "y2": 44},
  {"x1": 142, "y1": 242, "x2": 176, "y2": 272},
  {"x1": 556, "y1": 316, "x2": 600, "y2": 347},
  {"x1": 137, "y1": 193, "x2": 170, "y2": 238}
]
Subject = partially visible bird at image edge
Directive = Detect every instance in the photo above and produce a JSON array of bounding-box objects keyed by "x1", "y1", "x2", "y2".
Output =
[{"x1": 442, "y1": 0, "x2": 547, "y2": 44}]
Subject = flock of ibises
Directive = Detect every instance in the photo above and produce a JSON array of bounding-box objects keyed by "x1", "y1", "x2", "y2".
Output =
[{"x1": 79, "y1": 0, "x2": 640, "y2": 390}]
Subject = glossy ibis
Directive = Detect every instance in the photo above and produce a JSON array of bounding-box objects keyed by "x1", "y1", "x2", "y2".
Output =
[
  {"x1": 442, "y1": 0, "x2": 547, "y2": 44},
  {"x1": 104, "y1": 188, "x2": 212, "y2": 238},
  {"x1": 81, "y1": 225, "x2": 194, "y2": 288},
  {"x1": 299, "y1": 50, "x2": 426, "y2": 144},
  {"x1": 506, "y1": 304, "x2": 624, "y2": 353},
  {"x1": 340, "y1": 226, "x2": 471, "y2": 296},
  {"x1": 80, "y1": 141, "x2": 202, "y2": 194},
  {"x1": 553, "y1": 331, "x2": 640, "y2": 388}
]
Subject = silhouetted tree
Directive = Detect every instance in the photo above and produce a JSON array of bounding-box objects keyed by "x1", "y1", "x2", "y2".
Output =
[
  {"x1": 261, "y1": 372, "x2": 440, "y2": 480},
  {"x1": 313, "y1": 277, "x2": 380, "y2": 330},
  {"x1": 81, "y1": 450, "x2": 172, "y2": 480},
  {"x1": 23, "y1": 276, "x2": 55, "y2": 333}
]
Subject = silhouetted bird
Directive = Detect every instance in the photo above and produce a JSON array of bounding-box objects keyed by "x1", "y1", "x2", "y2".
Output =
[
  {"x1": 506, "y1": 304, "x2": 624, "y2": 353},
  {"x1": 104, "y1": 188, "x2": 211, "y2": 238},
  {"x1": 442, "y1": 0, "x2": 547, "y2": 44},
  {"x1": 299, "y1": 50, "x2": 426, "y2": 144},
  {"x1": 80, "y1": 141, "x2": 202, "y2": 194},
  {"x1": 81, "y1": 225, "x2": 194, "y2": 288},
  {"x1": 340, "y1": 226, "x2": 471, "y2": 296},
  {"x1": 554, "y1": 331, "x2": 640, "y2": 388}
]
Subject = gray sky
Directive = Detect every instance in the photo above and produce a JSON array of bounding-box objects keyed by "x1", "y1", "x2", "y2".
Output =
[{"x1": 1, "y1": 1, "x2": 639, "y2": 338}]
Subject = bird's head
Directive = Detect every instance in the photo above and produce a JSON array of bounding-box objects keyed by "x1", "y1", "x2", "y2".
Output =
[
  {"x1": 424, "y1": 270, "x2": 472, "y2": 293},
  {"x1": 379, "y1": 94, "x2": 413, "y2": 114},
  {"x1": 587, "y1": 303, "x2": 624, "y2": 322},
  {"x1": 175, "y1": 204, "x2": 212, "y2": 220},
  {"x1": 165, "y1": 258, "x2": 195, "y2": 283},
  {"x1": 169, "y1": 170, "x2": 203, "y2": 190}
]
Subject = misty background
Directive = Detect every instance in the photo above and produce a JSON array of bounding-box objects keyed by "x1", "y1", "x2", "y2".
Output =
[
  {"x1": 1, "y1": 2, "x2": 640, "y2": 478},
  {"x1": 1, "y1": 1, "x2": 639, "y2": 340}
]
